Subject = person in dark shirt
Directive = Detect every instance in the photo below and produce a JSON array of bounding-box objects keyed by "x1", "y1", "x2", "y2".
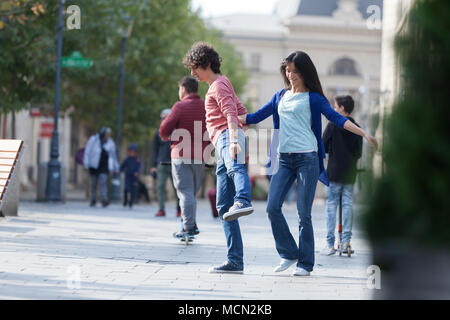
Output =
[
  {"x1": 151, "y1": 109, "x2": 180, "y2": 217},
  {"x1": 321, "y1": 95, "x2": 363, "y2": 256},
  {"x1": 120, "y1": 143, "x2": 141, "y2": 209}
]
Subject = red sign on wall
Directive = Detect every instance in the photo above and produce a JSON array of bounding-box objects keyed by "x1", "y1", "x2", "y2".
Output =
[{"x1": 40, "y1": 122, "x2": 54, "y2": 138}]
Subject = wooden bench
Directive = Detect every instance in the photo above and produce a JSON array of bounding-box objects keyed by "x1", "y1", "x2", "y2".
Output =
[{"x1": 0, "y1": 139, "x2": 24, "y2": 215}]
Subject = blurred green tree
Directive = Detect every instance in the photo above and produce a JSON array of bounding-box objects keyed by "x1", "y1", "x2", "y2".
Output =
[
  {"x1": 1, "y1": 0, "x2": 249, "y2": 147},
  {"x1": 0, "y1": 1, "x2": 54, "y2": 114},
  {"x1": 362, "y1": 0, "x2": 450, "y2": 248}
]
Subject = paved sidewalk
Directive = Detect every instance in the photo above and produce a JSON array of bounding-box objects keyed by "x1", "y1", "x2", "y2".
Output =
[{"x1": 0, "y1": 198, "x2": 374, "y2": 300}]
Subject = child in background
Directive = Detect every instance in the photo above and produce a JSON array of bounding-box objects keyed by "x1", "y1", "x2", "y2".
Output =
[
  {"x1": 322, "y1": 95, "x2": 363, "y2": 255},
  {"x1": 120, "y1": 143, "x2": 141, "y2": 209}
]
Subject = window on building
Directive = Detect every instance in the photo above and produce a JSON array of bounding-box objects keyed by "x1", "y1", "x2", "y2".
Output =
[
  {"x1": 329, "y1": 58, "x2": 360, "y2": 76},
  {"x1": 250, "y1": 53, "x2": 261, "y2": 72}
]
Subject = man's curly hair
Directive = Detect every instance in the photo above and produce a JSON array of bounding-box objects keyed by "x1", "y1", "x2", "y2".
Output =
[{"x1": 183, "y1": 42, "x2": 222, "y2": 74}]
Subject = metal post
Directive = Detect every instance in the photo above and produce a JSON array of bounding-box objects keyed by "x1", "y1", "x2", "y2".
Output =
[
  {"x1": 45, "y1": 0, "x2": 64, "y2": 201},
  {"x1": 116, "y1": 35, "x2": 126, "y2": 154},
  {"x1": 110, "y1": 35, "x2": 127, "y2": 201}
]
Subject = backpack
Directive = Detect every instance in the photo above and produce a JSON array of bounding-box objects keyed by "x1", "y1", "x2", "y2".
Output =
[{"x1": 75, "y1": 147, "x2": 85, "y2": 165}]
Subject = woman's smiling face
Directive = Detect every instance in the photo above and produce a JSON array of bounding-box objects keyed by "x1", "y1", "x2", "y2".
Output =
[{"x1": 285, "y1": 62, "x2": 302, "y2": 87}]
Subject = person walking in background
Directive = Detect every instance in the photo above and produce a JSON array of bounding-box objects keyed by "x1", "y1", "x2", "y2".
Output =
[
  {"x1": 239, "y1": 51, "x2": 377, "y2": 276},
  {"x1": 120, "y1": 143, "x2": 141, "y2": 209},
  {"x1": 151, "y1": 109, "x2": 181, "y2": 217},
  {"x1": 159, "y1": 76, "x2": 211, "y2": 239},
  {"x1": 321, "y1": 95, "x2": 363, "y2": 256},
  {"x1": 83, "y1": 127, "x2": 120, "y2": 207},
  {"x1": 183, "y1": 42, "x2": 252, "y2": 274}
]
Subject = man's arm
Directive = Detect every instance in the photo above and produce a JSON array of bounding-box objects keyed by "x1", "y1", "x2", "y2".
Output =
[
  {"x1": 215, "y1": 83, "x2": 242, "y2": 159},
  {"x1": 151, "y1": 131, "x2": 160, "y2": 168},
  {"x1": 215, "y1": 82, "x2": 240, "y2": 131},
  {"x1": 83, "y1": 136, "x2": 94, "y2": 168},
  {"x1": 159, "y1": 105, "x2": 178, "y2": 142}
]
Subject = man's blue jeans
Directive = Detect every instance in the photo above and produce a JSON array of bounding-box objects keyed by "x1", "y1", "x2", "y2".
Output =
[
  {"x1": 215, "y1": 129, "x2": 251, "y2": 269},
  {"x1": 266, "y1": 152, "x2": 320, "y2": 272},
  {"x1": 326, "y1": 182, "x2": 354, "y2": 247}
]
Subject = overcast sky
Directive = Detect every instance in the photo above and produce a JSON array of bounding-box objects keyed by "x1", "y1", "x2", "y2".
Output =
[{"x1": 191, "y1": 0, "x2": 280, "y2": 18}]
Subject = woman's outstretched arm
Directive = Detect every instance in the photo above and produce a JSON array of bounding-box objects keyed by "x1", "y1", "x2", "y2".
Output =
[
  {"x1": 239, "y1": 90, "x2": 283, "y2": 125},
  {"x1": 319, "y1": 93, "x2": 378, "y2": 151},
  {"x1": 343, "y1": 120, "x2": 378, "y2": 151}
]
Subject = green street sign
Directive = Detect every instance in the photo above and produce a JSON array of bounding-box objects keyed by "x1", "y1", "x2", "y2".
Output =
[{"x1": 61, "y1": 51, "x2": 93, "y2": 68}]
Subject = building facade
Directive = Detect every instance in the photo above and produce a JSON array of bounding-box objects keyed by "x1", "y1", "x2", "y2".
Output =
[
  {"x1": 373, "y1": 0, "x2": 414, "y2": 176},
  {"x1": 207, "y1": 0, "x2": 383, "y2": 195}
]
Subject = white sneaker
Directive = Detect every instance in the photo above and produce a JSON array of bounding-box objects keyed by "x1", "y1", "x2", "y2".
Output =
[
  {"x1": 321, "y1": 246, "x2": 336, "y2": 256},
  {"x1": 292, "y1": 267, "x2": 310, "y2": 276},
  {"x1": 273, "y1": 258, "x2": 297, "y2": 272}
]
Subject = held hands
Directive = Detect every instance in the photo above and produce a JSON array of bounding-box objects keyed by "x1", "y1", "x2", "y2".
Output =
[{"x1": 238, "y1": 114, "x2": 247, "y2": 124}]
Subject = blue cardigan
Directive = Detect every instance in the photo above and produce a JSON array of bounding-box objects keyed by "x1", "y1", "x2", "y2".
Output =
[{"x1": 246, "y1": 89, "x2": 348, "y2": 186}]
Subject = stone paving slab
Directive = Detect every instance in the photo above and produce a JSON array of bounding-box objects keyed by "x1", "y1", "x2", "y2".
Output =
[{"x1": 0, "y1": 199, "x2": 375, "y2": 300}]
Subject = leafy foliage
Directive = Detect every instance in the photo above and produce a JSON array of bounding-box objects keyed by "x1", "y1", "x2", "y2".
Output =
[
  {"x1": 362, "y1": 0, "x2": 450, "y2": 248},
  {"x1": 0, "y1": 0, "x2": 54, "y2": 113},
  {"x1": 1, "y1": 0, "x2": 249, "y2": 148}
]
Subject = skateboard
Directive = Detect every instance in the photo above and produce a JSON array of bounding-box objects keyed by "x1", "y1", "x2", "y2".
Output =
[
  {"x1": 337, "y1": 245, "x2": 355, "y2": 257},
  {"x1": 174, "y1": 219, "x2": 195, "y2": 246},
  {"x1": 173, "y1": 231, "x2": 195, "y2": 246}
]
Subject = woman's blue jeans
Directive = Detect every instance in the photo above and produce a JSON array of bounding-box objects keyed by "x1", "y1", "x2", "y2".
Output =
[{"x1": 266, "y1": 152, "x2": 320, "y2": 272}]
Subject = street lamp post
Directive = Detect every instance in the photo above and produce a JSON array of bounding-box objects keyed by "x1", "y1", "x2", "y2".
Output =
[
  {"x1": 110, "y1": 17, "x2": 133, "y2": 201},
  {"x1": 116, "y1": 34, "x2": 127, "y2": 155},
  {"x1": 45, "y1": 0, "x2": 64, "y2": 201}
]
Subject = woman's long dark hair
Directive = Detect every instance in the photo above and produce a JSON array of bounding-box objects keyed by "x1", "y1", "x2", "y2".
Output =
[{"x1": 280, "y1": 51, "x2": 326, "y2": 99}]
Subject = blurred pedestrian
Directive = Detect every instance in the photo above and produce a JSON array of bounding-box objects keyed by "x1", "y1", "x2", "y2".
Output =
[
  {"x1": 321, "y1": 95, "x2": 362, "y2": 256},
  {"x1": 151, "y1": 109, "x2": 181, "y2": 217},
  {"x1": 120, "y1": 143, "x2": 141, "y2": 209},
  {"x1": 159, "y1": 76, "x2": 211, "y2": 239},
  {"x1": 83, "y1": 127, "x2": 120, "y2": 207}
]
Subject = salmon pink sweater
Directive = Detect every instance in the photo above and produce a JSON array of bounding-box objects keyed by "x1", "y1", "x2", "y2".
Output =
[{"x1": 204, "y1": 75, "x2": 248, "y2": 146}]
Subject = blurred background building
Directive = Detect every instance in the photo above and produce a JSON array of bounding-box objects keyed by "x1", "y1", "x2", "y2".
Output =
[
  {"x1": 1, "y1": 0, "x2": 404, "y2": 201},
  {"x1": 206, "y1": 0, "x2": 383, "y2": 196},
  {"x1": 0, "y1": 107, "x2": 75, "y2": 199},
  {"x1": 373, "y1": 0, "x2": 414, "y2": 176}
]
